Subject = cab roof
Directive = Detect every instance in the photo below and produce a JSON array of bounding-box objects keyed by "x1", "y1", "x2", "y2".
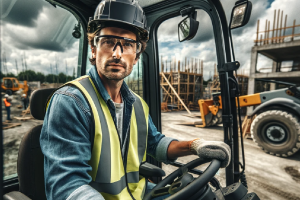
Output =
[{"x1": 74, "y1": 0, "x2": 165, "y2": 8}]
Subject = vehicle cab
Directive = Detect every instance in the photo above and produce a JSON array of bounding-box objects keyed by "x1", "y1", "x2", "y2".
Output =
[{"x1": 1, "y1": 0, "x2": 259, "y2": 199}]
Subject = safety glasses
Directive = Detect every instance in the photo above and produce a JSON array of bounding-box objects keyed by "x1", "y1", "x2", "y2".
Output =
[{"x1": 94, "y1": 35, "x2": 142, "y2": 54}]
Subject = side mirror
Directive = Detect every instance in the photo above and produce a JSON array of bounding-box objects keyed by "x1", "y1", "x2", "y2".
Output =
[
  {"x1": 178, "y1": 12, "x2": 199, "y2": 42},
  {"x1": 72, "y1": 23, "x2": 81, "y2": 39},
  {"x1": 229, "y1": 0, "x2": 252, "y2": 29}
]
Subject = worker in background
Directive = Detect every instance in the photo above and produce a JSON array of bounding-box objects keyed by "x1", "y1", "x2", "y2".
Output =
[
  {"x1": 22, "y1": 81, "x2": 31, "y2": 109},
  {"x1": 3, "y1": 94, "x2": 12, "y2": 121},
  {"x1": 40, "y1": 1, "x2": 231, "y2": 200},
  {"x1": 21, "y1": 94, "x2": 28, "y2": 110}
]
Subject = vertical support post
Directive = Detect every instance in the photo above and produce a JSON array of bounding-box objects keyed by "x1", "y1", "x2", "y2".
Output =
[
  {"x1": 283, "y1": 15, "x2": 287, "y2": 42},
  {"x1": 272, "y1": 9, "x2": 276, "y2": 44},
  {"x1": 276, "y1": 9, "x2": 280, "y2": 43},
  {"x1": 185, "y1": 57, "x2": 187, "y2": 72},
  {"x1": 279, "y1": 10, "x2": 283, "y2": 43},
  {"x1": 161, "y1": 55, "x2": 164, "y2": 72},
  {"x1": 292, "y1": 20, "x2": 296, "y2": 41},
  {"x1": 247, "y1": 47, "x2": 258, "y2": 115},
  {"x1": 268, "y1": 21, "x2": 270, "y2": 44},
  {"x1": 260, "y1": 34, "x2": 263, "y2": 45},
  {"x1": 264, "y1": 19, "x2": 267, "y2": 44},
  {"x1": 256, "y1": 20, "x2": 259, "y2": 46}
]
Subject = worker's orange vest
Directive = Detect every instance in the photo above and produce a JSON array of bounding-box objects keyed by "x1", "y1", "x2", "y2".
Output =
[{"x1": 3, "y1": 98, "x2": 11, "y2": 107}]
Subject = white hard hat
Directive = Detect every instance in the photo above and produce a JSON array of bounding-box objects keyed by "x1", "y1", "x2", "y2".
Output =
[
  {"x1": 22, "y1": 94, "x2": 26, "y2": 97},
  {"x1": 4, "y1": 94, "x2": 9, "y2": 98}
]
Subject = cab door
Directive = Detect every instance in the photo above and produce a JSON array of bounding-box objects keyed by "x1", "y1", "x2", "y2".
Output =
[{"x1": 142, "y1": 0, "x2": 232, "y2": 183}]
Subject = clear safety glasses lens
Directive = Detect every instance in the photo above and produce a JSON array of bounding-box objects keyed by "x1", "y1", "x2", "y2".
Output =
[{"x1": 94, "y1": 35, "x2": 141, "y2": 54}]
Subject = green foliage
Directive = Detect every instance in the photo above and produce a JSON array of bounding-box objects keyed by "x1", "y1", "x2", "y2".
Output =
[
  {"x1": 45, "y1": 74, "x2": 58, "y2": 83},
  {"x1": 36, "y1": 72, "x2": 45, "y2": 82},
  {"x1": 13, "y1": 70, "x2": 73, "y2": 83}
]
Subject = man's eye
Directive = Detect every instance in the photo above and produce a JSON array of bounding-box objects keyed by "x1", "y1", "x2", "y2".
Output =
[
  {"x1": 124, "y1": 42, "x2": 133, "y2": 47},
  {"x1": 102, "y1": 39, "x2": 115, "y2": 45}
]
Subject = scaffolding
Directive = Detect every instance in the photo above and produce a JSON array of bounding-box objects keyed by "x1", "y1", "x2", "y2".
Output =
[{"x1": 160, "y1": 56, "x2": 203, "y2": 111}]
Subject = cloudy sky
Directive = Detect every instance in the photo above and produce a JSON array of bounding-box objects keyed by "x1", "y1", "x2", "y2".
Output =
[
  {"x1": 1, "y1": 0, "x2": 80, "y2": 76},
  {"x1": 157, "y1": 0, "x2": 300, "y2": 79},
  {"x1": 1, "y1": 0, "x2": 300, "y2": 80}
]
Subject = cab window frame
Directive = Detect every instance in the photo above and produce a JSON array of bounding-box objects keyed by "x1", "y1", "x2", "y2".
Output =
[{"x1": 1, "y1": 1, "x2": 90, "y2": 194}]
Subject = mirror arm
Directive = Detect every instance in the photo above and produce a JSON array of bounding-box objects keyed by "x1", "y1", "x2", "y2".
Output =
[{"x1": 179, "y1": 6, "x2": 196, "y2": 19}]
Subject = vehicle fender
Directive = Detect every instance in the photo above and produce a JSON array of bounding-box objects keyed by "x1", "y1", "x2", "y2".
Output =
[{"x1": 250, "y1": 97, "x2": 300, "y2": 117}]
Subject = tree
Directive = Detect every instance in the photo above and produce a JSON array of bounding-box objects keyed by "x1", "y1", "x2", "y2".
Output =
[
  {"x1": 58, "y1": 73, "x2": 66, "y2": 83},
  {"x1": 18, "y1": 70, "x2": 37, "y2": 81},
  {"x1": 36, "y1": 72, "x2": 45, "y2": 82},
  {"x1": 45, "y1": 74, "x2": 57, "y2": 83}
]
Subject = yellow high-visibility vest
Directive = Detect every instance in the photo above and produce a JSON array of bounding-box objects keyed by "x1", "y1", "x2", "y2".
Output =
[{"x1": 48, "y1": 75, "x2": 149, "y2": 200}]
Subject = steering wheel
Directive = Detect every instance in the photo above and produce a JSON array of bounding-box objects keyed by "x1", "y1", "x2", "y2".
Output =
[{"x1": 143, "y1": 158, "x2": 221, "y2": 200}]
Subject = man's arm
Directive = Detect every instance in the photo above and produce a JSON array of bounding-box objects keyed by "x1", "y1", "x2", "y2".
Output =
[
  {"x1": 40, "y1": 87, "x2": 105, "y2": 200},
  {"x1": 167, "y1": 141, "x2": 194, "y2": 160}
]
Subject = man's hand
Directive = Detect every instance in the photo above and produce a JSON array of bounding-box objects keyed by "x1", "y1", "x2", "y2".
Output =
[{"x1": 190, "y1": 139, "x2": 231, "y2": 168}]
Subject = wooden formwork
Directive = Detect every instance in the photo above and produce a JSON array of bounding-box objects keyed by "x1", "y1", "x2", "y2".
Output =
[{"x1": 160, "y1": 57, "x2": 204, "y2": 111}]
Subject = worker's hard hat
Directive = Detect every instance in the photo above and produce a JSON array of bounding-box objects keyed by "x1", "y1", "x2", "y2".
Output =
[
  {"x1": 22, "y1": 94, "x2": 26, "y2": 97},
  {"x1": 4, "y1": 94, "x2": 9, "y2": 98},
  {"x1": 87, "y1": 0, "x2": 149, "y2": 42}
]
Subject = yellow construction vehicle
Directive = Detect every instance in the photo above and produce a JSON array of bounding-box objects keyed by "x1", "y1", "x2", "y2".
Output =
[
  {"x1": 1, "y1": 77, "x2": 28, "y2": 95},
  {"x1": 198, "y1": 85, "x2": 300, "y2": 157}
]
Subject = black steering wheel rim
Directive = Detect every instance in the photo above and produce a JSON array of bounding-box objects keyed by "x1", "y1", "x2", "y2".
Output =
[{"x1": 143, "y1": 158, "x2": 221, "y2": 200}]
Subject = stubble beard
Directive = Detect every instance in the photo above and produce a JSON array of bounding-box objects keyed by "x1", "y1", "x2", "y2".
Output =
[{"x1": 99, "y1": 58, "x2": 132, "y2": 81}]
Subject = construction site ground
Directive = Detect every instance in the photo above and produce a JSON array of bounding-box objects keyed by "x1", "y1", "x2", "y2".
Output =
[
  {"x1": 2, "y1": 93, "x2": 300, "y2": 199},
  {"x1": 161, "y1": 111, "x2": 300, "y2": 200}
]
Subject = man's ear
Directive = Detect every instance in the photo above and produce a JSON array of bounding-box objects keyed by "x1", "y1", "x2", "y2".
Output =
[
  {"x1": 133, "y1": 57, "x2": 139, "y2": 65},
  {"x1": 91, "y1": 46, "x2": 96, "y2": 58}
]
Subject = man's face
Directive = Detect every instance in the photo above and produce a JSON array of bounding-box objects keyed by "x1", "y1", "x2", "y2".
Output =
[{"x1": 92, "y1": 27, "x2": 138, "y2": 81}]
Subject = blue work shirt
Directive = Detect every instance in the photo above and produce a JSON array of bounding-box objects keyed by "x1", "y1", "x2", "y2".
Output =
[{"x1": 40, "y1": 66, "x2": 177, "y2": 200}]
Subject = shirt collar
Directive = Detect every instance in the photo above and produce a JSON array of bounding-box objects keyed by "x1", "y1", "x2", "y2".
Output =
[{"x1": 88, "y1": 66, "x2": 136, "y2": 104}]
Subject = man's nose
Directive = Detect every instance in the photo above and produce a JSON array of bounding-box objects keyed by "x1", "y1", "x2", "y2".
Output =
[{"x1": 112, "y1": 43, "x2": 123, "y2": 59}]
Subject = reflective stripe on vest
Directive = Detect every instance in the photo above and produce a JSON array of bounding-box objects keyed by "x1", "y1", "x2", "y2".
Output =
[{"x1": 58, "y1": 75, "x2": 149, "y2": 200}]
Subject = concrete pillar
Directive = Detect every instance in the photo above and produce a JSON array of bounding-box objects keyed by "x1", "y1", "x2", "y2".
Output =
[
  {"x1": 247, "y1": 47, "x2": 258, "y2": 115},
  {"x1": 272, "y1": 61, "x2": 277, "y2": 72},
  {"x1": 270, "y1": 82, "x2": 276, "y2": 90}
]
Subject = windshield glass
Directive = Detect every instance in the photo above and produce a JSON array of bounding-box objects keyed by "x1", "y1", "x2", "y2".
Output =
[{"x1": 1, "y1": 0, "x2": 82, "y2": 179}]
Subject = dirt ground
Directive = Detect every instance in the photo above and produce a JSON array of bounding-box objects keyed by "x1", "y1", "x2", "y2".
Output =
[
  {"x1": 161, "y1": 111, "x2": 300, "y2": 200},
  {"x1": 2, "y1": 93, "x2": 43, "y2": 177}
]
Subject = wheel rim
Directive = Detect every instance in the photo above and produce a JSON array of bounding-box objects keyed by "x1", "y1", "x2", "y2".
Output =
[
  {"x1": 262, "y1": 122, "x2": 289, "y2": 145},
  {"x1": 266, "y1": 126, "x2": 286, "y2": 142}
]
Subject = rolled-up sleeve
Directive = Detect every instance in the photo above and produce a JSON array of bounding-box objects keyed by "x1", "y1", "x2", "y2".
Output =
[
  {"x1": 147, "y1": 115, "x2": 178, "y2": 164},
  {"x1": 40, "y1": 88, "x2": 104, "y2": 200}
]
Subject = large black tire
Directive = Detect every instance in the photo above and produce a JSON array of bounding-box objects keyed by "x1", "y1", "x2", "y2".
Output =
[{"x1": 251, "y1": 110, "x2": 300, "y2": 157}]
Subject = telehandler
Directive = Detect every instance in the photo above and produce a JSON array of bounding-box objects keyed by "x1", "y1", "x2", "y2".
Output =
[
  {"x1": 1, "y1": 78, "x2": 27, "y2": 95},
  {"x1": 198, "y1": 81, "x2": 300, "y2": 157},
  {"x1": 2, "y1": 0, "x2": 261, "y2": 199}
]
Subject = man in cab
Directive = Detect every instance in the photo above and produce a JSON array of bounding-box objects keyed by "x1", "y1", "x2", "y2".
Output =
[{"x1": 40, "y1": 0, "x2": 231, "y2": 199}]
